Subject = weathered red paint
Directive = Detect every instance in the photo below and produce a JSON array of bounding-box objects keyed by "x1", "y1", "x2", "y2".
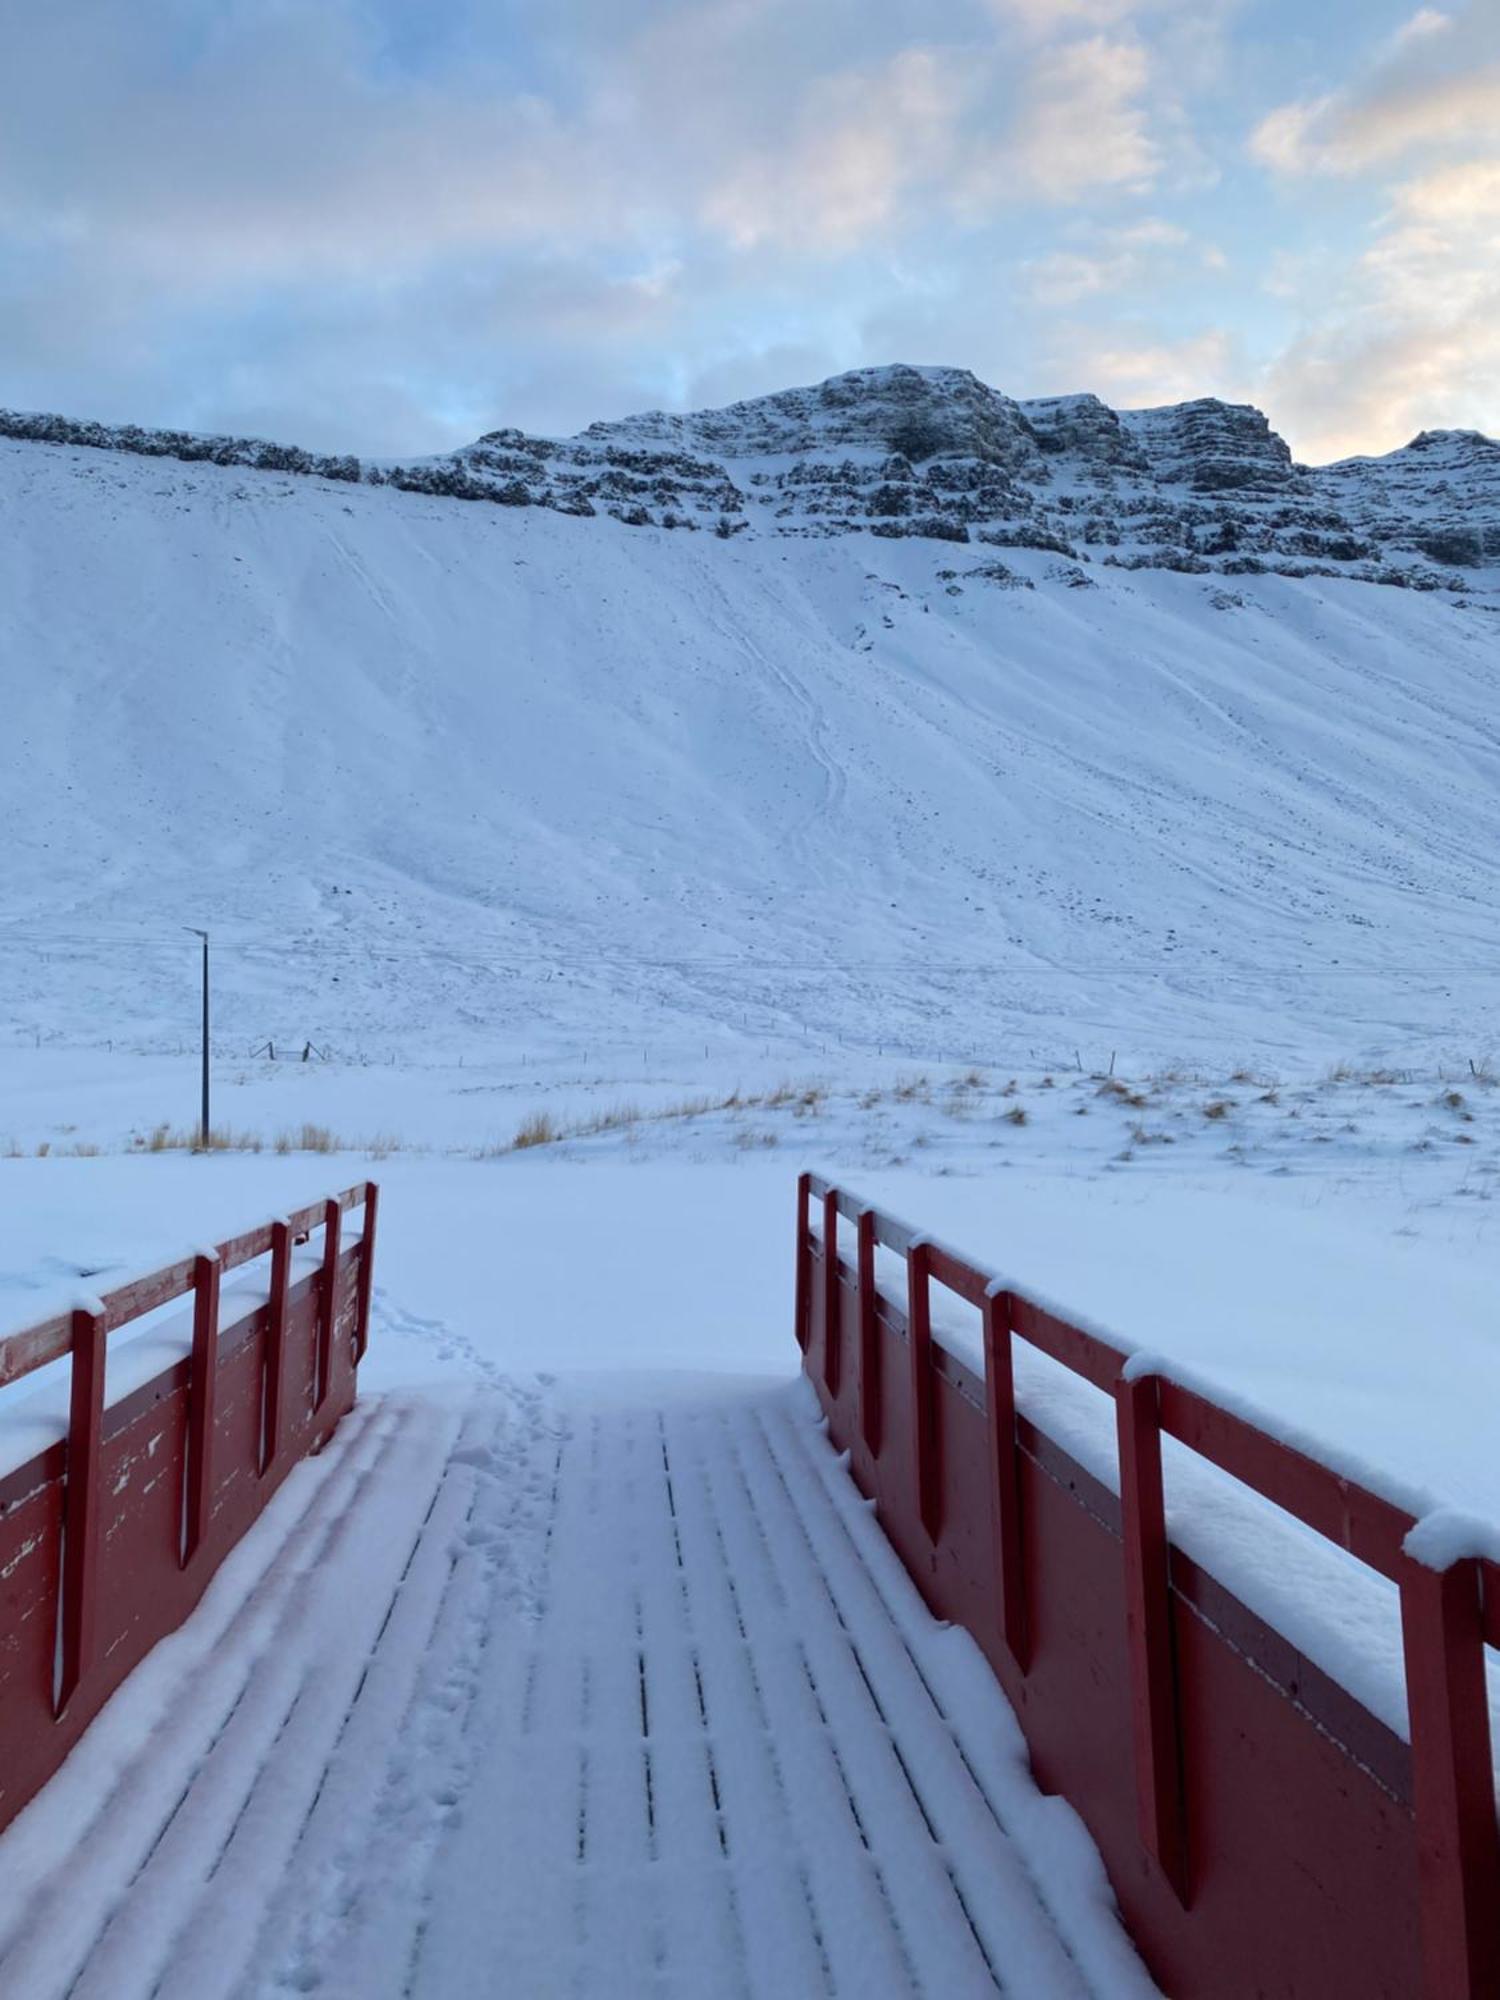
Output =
[
  {"x1": 316, "y1": 1197, "x2": 342, "y2": 1412},
  {"x1": 1399, "y1": 1555, "x2": 1500, "y2": 1997},
  {"x1": 1116, "y1": 1372, "x2": 1189, "y2": 1903},
  {"x1": 856, "y1": 1208, "x2": 881, "y2": 1460},
  {"x1": 262, "y1": 1219, "x2": 292, "y2": 1474},
  {"x1": 353, "y1": 1179, "x2": 379, "y2": 1363},
  {"x1": 799, "y1": 1173, "x2": 1500, "y2": 2000},
  {"x1": 905, "y1": 1241, "x2": 939, "y2": 1541},
  {"x1": 57, "y1": 1306, "x2": 106, "y2": 1715},
  {"x1": 981, "y1": 1290, "x2": 1027, "y2": 1674},
  {"x1": 0, "y1": 1182, "x2": 377, "y2": 1838},
  {"x1": 793, "y1": 1171, "x2": 811, "y2": 1355},
  {"x1": 183, "y1": 1250, "x2": 222, "y2": 1566},
  {"x1": 821, "y1": 1188, "x2": 841, "y2": 1402}
]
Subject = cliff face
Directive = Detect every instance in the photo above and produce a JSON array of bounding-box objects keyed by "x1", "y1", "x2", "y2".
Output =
[{"x1": 2, "y1": 363, "x2": 1496, "y2": 591}]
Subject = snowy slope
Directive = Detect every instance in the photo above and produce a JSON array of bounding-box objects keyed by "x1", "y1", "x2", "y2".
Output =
[{"x1": 2, "y1": 365, "x2": 1499, "y2": 1069}]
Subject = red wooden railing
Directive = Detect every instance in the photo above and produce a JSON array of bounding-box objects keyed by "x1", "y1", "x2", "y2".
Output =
[
  {"x1": 796, "y1": 1171, "x2": 1500, "y2": 2000},
  {"x1": 0, "y1": 1181, "x2": 378, "y2": 1836}
]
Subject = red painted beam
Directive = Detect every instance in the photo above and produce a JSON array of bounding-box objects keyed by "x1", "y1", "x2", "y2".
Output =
[
  {"x1": 857, "y1": 1207, "x2": 881, "y2": 1460},
  {"x1": 984, "y1": 1290, "x2": 1028, "y2": 1674},
  {"x1": 315, "y1": 1198, "x2": 342, "y2": 1413},
  {"x1": 183, "y1": 1251, "x2": 222, "y2": 1566},
  {"x1": 262, "y1": 1219, "x2": 292, "y2": 1474},
  {"x1": 1400, "y1": 1555, "x2": 1500, "y2": 1999},
  {"x1": 794, "y1": 1172, "x2": 811, "y2": 1354},
  {"x1": 906, "y1": 1241, "x2": 940, "y2": 1542},
  {"x1": 1116, "y1": 1371, "x2": 1190, "y2": 1903},
  {"x1": 821, "y1": 1188, "x2": 841, "y2": 1401},
  {"x1": 56, "y1": 1306, "x2": 106, "y2": 1715}
]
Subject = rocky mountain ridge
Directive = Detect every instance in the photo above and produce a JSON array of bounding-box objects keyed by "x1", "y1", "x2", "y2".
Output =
[{"x1": 3, "y1": 363, "x2": 1496, "y2": 591}]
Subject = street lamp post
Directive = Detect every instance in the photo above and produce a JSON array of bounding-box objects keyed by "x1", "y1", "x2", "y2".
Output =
[{"x1": 185, "y1": 928, "x2": 210, "y2": 1149}]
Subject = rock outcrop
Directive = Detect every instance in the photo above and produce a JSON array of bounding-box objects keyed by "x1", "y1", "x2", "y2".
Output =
[{"x1": 3, "y1": 363, "x2": 1495, "y2": 592}]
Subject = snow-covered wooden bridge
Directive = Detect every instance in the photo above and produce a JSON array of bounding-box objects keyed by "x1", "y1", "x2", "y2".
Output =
[
  {"x1": 3, "y1": 1175, "x2": 1498, "y2": 1999},
  {"x1": 0, "y1": 1370, "x2": 1148, "y2": 1998}
]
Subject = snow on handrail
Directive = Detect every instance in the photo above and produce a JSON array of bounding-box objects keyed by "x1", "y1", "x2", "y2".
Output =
[
  {"x1": 0, "y1": 1182, "x2": 372, "y2": 1390},
  {"x1": 797, "y1": 1168, "x2": 1500, "y2": 2000}
]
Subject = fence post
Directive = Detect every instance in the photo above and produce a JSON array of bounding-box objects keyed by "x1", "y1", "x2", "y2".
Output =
[
  {"x1": 822, "y1": 1189, "x2": 841, "y2": 1400},
  {"x1": 315, "y1": 1198, "x2": 342, "y2": 1413},
  {"x1": 1399, "y1": 1555, "x2": 1500, "y2": 1999},
  {"x1": 354, "y1": 1181, "x2": 379, "y2": 1362},
  {"x1": 984, "y1": 1289, "x2": 1028, "y2": 1673},
  {"x1": 183, "y1": 1251, "x2": 222, "y2": 1566},
  {"x1": 1116, "y1": 1371, "x2": 1188, "y2": 1901},
  {"x1": 261, "y1": 1220, "x2": 291, "y2": 1474},
  {"x1": 794, "y1": 1174, "x2": 811, "y2": 1353},
  {"x1": 57, "y1": 1306, "x2": 106, "y2": 1714},
  {"x1": 857, "y1": 1208, "x2": 881, "y2": 1459},
  {"x1": 907, "y1": 1242, "x2": 939, "y2": 1540}
]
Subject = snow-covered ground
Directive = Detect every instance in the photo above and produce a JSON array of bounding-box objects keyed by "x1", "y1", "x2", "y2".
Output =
[{"x1": 4, "y1": 418, "x2": 1500, "y2": 1072}]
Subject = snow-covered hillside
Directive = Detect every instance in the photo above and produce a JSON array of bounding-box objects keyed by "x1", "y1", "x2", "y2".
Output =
[{"x1": 2, "y1": 365, "x2": 1498, "y2": 1070}]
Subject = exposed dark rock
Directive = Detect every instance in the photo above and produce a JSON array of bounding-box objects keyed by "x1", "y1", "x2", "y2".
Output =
[{"x1": 2, "y1": 364, "x2": 1494, "y2": 593}]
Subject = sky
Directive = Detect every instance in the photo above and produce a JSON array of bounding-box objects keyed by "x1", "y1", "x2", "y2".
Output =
[{"x1": 0, "y1": 0, "x2": 1496, "y2": 464}]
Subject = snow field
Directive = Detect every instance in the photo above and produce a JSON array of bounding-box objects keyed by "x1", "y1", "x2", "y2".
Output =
[{"x1": 5, "y1": 433, "x2": 1500, "y2": 1070}]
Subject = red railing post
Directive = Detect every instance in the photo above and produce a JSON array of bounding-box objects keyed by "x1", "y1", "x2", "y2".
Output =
[
  {"x1": 1399, "y1": 1555, "x2": 1500, "y2": 1999},
  {"x1": 857, "y1": 1208, "x2": 881, "y2": 1458},
  {"x1": 354, "y1": 1181, "x2": 379, "y2": 1362},
  {"x1": 1116, "y1": 1371, "x2": 1189, "y2": 1902},
  {"x1": 984, "y1": 1289, "x2": 1028, "y2": 1673},
  {"x1": 822, "y1": 1188, "x2": 841, "y2": 1400},
  {"x1": 261, "y1": 1219, "x2": 292, "y2": 1474},
  {"x1": 315, "y1": 1197, "x2": 342, "y2": 1412},
  {"x1": 907, "y1": 1241, "x2": 940, "y2": 1540},
  {"x1": 794, "y1": 1173, "x2": 811, "y2": 1353},
  {"x1": 183, "y1": 1251, "x2": 221, "y2": 1566},
  {"x1": 57, "y1": 1306, "x2": 106, "y2": 1714}
]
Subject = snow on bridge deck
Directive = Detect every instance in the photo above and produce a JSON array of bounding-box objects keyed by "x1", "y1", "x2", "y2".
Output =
[{"x1": 0, "y1": 1376, "x2": 1152, "y2": 2000}]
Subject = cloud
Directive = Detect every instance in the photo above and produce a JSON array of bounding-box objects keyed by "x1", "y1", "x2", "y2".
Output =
[
  {"x1": 1264, "y1": 153, "x2": 1500, "y2": 458},
  {"x1": 0, "y1": 0, "x2": 1212, "y2": 453},
  {"x1": 1247, "y1": 2, "x2": 1500, "y2": 458},
  {"x1": 1250, "y1": 2, "x2": 1500, "y2": 175},
  {"x1": 963, "y1": 34, "x2": 1163, "y2": 204},
  {"x1": 0, "y1": 1, "x2": 1192, "y2": 290},
  {"x1": 981, "y1": 0, "x2": 1146, "y2": 29},
  {"x1": 699, "y1": 48, "x2": 964, "y2": 253},
  {"x1": 1391, "y1": 7, "x2": 1456, "y2": 48},
  {"x1": 1063, "y1": 327, "x2": 1236, "y2": 404},
  {"x1": 979, "y1": 0, "x2": 1211, "y2": 36},
  {"x1": 1024, "y1": 218, "x2": 1190, "y2": 303}
]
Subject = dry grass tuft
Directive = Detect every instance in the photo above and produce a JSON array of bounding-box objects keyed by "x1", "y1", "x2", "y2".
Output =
[
  {"x1": 577, "y1": 1102, "x2": 644, "y2": 1136},
  {"x1": 1096, "y1": 1078, "x2": 1148, "y2": 1108},
  {"x1": 136, "y1": 1123, "x2": 265, "y2": 1154},
  {"x1": 511, "y1": 1110, "x2": 561, "y2": 1151}
]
